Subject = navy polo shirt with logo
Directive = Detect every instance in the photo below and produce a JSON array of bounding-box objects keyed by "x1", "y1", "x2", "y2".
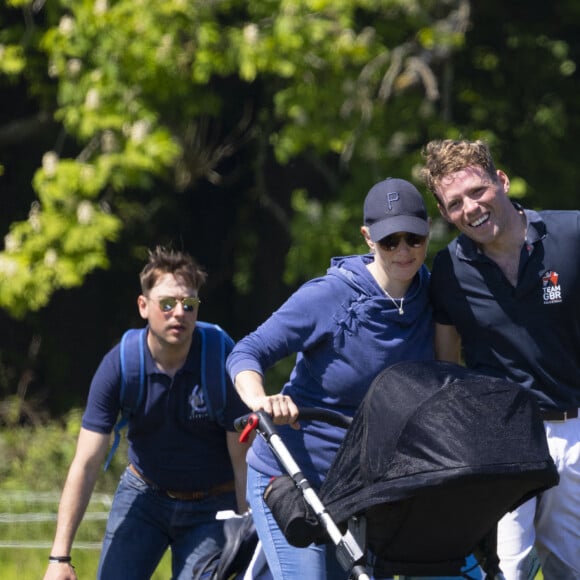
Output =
[
  {"x1": 82, "y1": 328, "x2": 249, "y2": 491},
  {"x1": 430, "y1": 206, "x2": 580, "y2": 411}
]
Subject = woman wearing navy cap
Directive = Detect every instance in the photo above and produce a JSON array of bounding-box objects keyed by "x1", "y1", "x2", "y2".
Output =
[{"x1": 227, "y1": 178, "x2": 434, "y2": 579}]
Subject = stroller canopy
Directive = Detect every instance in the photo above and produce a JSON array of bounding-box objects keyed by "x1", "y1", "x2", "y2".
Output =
[{"x1": 319, "y1": 360, "x2": 558, "y2": 574}]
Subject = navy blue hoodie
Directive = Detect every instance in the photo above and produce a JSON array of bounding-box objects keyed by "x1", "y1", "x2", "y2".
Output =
[{"x1": 227, "y1": 253, "x2": 434, "y2": 487}]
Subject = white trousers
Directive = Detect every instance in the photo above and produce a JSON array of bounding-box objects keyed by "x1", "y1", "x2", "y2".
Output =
[{"x1": 497, "y1": 416, "x2": 580, "y2": 580}]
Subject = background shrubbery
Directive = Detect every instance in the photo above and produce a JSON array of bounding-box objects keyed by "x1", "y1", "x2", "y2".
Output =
[{"x1": 0, "y1": 414, "x2": 174, "y2": 577}]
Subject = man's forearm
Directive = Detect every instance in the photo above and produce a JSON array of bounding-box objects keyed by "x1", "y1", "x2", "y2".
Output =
[{"x1": 50, "y1": 461, "x2": 100, "y2": 555}]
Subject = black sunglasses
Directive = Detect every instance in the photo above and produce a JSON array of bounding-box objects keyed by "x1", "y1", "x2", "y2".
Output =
[{"x1": 378, "y1": 233, "x2": 427, "y2": 251}]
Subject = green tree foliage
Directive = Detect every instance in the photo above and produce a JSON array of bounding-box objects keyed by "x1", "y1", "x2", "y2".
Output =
[
  {"x1": 446, "y1": 2, "x2": 580, "y2": 211},
  {"x1": 0, "y1": 0, "x2": 466, "y2": 314},
  {"x1": 0, "y1": 408, "x2": 125, "y2": 491},
  {"x1": 2, "y1": 1, "x2": 580, "y2": 415}
]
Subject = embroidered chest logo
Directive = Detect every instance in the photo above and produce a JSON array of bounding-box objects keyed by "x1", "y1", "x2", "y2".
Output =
[
  {"x1": 188, "y1": 384, "x2": 208, "y2": 419},
  {"x1": 541, "y1": 270, "x2": 562, "y2": 305}
]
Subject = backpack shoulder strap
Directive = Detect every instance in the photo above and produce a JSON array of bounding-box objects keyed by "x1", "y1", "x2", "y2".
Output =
[
  {"x1": 196, "y1": 321, "x2": 233, "y2": 427},
  {"x1": 104, "y1": 328, "x2": 147, "y2": 470}
]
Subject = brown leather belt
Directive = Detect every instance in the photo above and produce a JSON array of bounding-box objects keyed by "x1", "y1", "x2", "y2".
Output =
[
  {"x1": 128, "y1": 463, "x2": 235, "y2": 501},
  {"x1": 541, "y1": 408, "x2": 579, "y2": 422}
]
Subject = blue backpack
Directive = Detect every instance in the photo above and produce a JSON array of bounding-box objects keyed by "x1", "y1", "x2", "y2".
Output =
[{"x1": 104, "y1": 321, "x2": 233, "y2": 470}]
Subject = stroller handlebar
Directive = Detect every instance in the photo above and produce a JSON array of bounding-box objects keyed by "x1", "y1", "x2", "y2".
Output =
[
  {"x1": 235, "y1": 407, "x2": 352, "y2": 442},
  {"x1": 297, "y1": 407, "x2": 353, "y2": 428}
]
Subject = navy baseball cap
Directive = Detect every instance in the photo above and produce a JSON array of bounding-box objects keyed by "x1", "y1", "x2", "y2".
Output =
[{"x1": 363, "y1": 178, "x2": 429, "y2": 242}]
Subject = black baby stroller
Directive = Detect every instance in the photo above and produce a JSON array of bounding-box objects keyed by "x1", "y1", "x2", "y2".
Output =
[{"x1": 236, "y1": 360, "x2": 559, "y2": 579}]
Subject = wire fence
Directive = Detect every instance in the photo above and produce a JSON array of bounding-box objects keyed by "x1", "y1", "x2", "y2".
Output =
[{"x1": 0, "y1": 490, "x2": 112, "y2": 550}]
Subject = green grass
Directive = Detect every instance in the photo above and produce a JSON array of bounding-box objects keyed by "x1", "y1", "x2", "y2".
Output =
[
  {"x1": 0, "y1": 548, "x2": 172, "y2": 579},
  {"x1": 0, "y1": 418, "x2": 181, "y2": 579},
  {"x1": 0, "y1": 489, "x2": 172, "y2": 579}
]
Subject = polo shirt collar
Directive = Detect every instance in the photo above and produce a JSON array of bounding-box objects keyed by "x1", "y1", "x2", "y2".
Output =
[
  {"x1": 140, "y1": 325, "x2": 199, "y2": 376},
  {"x1": 455, "y1": 202, "x2": 546, "y2": 262}
]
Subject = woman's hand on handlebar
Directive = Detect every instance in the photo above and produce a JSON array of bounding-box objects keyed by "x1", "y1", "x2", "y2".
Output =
[
  {"x1": 249, "y1": 394, "x2": 301, "y2": 430},
  {"x1": 233, "y1": 370, "x2": 300, "y2": 429}
]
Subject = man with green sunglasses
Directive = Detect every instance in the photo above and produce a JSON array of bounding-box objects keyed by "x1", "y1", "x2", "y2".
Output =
[{"x1": 44, "y1": 246, "x2": 250, "y2": 580}]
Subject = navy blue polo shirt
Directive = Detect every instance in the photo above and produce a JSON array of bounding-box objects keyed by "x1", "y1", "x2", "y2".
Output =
[
  {"x1": 82, "y1": 326, "x2": 249, "y2": 490},
  {"x1": 430, "y1": 206, "x2": 580, "y2": 411}
]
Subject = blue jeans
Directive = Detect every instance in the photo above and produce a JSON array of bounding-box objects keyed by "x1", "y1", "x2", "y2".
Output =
[
  {"x1": 247, "y1": 464, "x2": 350, "y2": 580},
  {"x1": 97, "y1": 466, "x2": 235, "y2": 580}
]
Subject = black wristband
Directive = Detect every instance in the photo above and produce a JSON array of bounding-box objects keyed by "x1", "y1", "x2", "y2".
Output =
[{"x1": 48, "y1": 555, "x2": 72, "y2": 563}]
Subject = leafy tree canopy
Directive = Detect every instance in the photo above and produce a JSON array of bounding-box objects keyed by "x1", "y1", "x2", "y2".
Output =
[
  {"x1": 2, "y1": 0, "x2": 580, "y2": 416},
  {"x1": 0, "y1": 0, "x2": 467, "y2": 316}
]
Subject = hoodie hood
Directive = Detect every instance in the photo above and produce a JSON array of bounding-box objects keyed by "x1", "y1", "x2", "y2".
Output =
[
  {"x1": 325, "y1": 253, "x2": 431, "y2": 326},
  {"x1": 326, "y1": 254, "x2": 379, "y2": 296}
]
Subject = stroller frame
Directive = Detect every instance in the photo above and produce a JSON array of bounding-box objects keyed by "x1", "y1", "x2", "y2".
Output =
[{"x1": 237, "y1": 409, "x2": 371, "y2": 580}]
